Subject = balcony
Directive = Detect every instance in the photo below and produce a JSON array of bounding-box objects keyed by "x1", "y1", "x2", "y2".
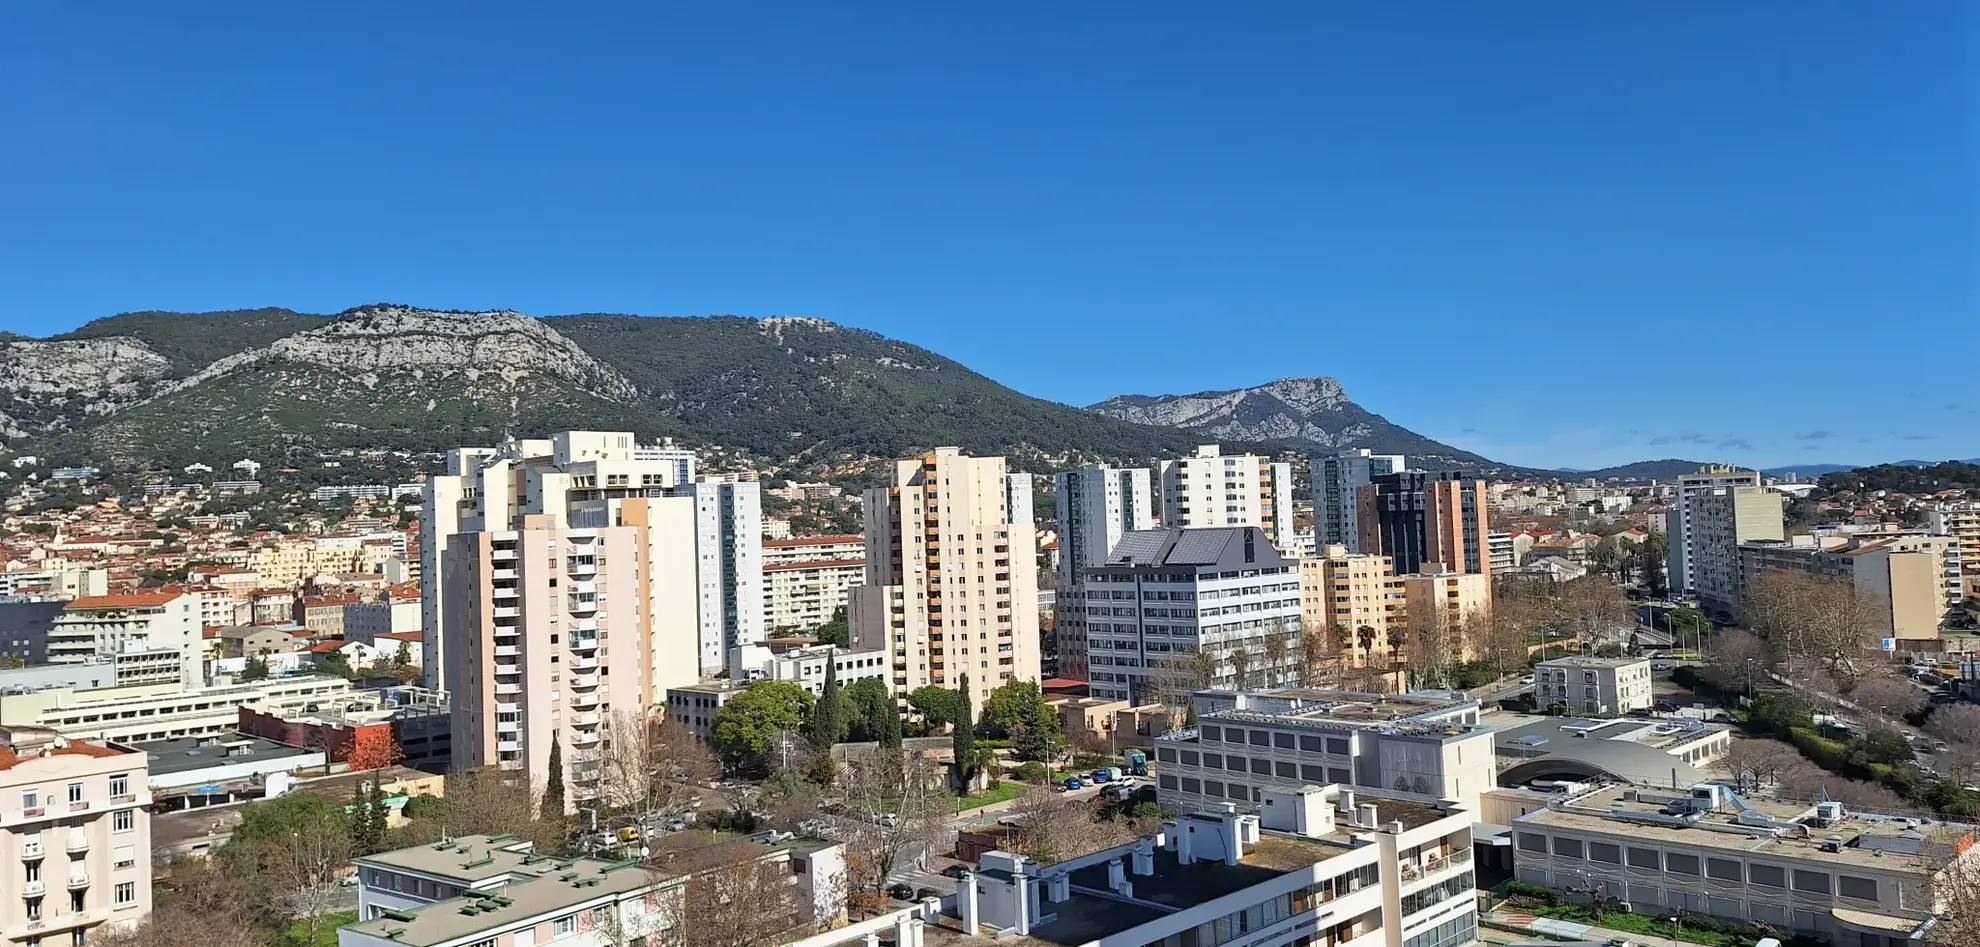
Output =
[
  {"x1": 68, "y1": 870, "x2": 89, "y2": 889},
  {"x1": 495, "y1": 682, "x2": 523, "y2": 696},
  {"x1": 567, "y1": 597, "x2": 598, "y2": 615},
  {"x1": 495, "y1": 720, "x2": 520, "y2": 733},
  {"x1": 494, "y1": 645, "x2": 520, "y2": 658},
  {"x1": 494, "y1": 607, "x2": 520, "y2": 619},
  {"x1": 572, "y1": 711, "x2": 602, "y2": 727},
  {"x1": 492, "y1": 548, "x2": 518, "y2": 562},
  {"x1": 569, "y1": 690, "x2": 600, "y2": 709},
  {"x1": 66, "y1": 831, "x2": 88, "y2": 853},
  {"x1": 570, "y1": 654, "x2": 599, "y2": 672},
  {"x1": 22, "y1": 842, "x2": 42, "y2": 859},
  {"x1": 569, "y1": 673, "x2": 599, "y2": 690},
  {"x1": 571, "y1": 729, "x2": 601, "y2": 747},
  {"x1": 571, "y1": 618, "x2": 598, "y2": 633},
  {"x1": 494, "y1": 568, "x2": 518, "y2": 581},
  {"x1": 22, "y1": 880, "x2": 43, "y2": 896}
]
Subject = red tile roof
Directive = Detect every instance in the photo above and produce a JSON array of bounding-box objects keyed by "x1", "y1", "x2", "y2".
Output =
[
  {"x1": 65, "y1": 591, "x2": 183, "y2": 610},
  {"x1": 763, "y1": 534, "x2": 864, "y2": 548}
]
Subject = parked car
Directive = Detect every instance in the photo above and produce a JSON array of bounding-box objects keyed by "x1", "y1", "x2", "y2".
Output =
[
  {"x1": 1065, "y1": 777, "x2": 1084, "y2": 790},
  {"x1": 889, "y1": 883, "x2": 915, "y2": 901},
  {"x1": 1519, "y1": 676, "x2": 1535, "y2": 685},
  {"x1": 916, "y1": 887, "x2": 939, "y2": 901},
  {"x1": 941, "y1": 864, "x2": 970, "y2": 879}
]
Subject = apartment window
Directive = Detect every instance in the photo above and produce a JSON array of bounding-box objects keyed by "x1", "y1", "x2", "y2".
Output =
[
  {"x1": 554, "y1": 915, "x2": 578, "y2": 935},
  {"x1": 113, "y1": 810, "x2": 133, "y2": 833},
  {"x1": 1181, "y1": 777, "x2": 1201, "y2": 794},
  {"x1": 1180, "y1": 751, "x2": 1200, "y2": 766},
  {"x1": 108, "y1": 775, "x2": 129, "y2": 798},
  {"x1": 1203, "y1": 780, "x2": 1223, "y2": 798},
  {"x1": 115, "y1": 882, "x2": 136, "y2": 906},
  {"x1": 23, "y1": 790, "x2": 38, "y2": 809},
  {"x1": 1552, "y1": 837, "x2": 1583, "y2": 858},
  {"x1": 1159, "y1": 775, "x2": 1178, "y2": 790},
  {"x1": 1749, "y1": 864, "x2": 1786, "y2": 888},
  {"x1": 1200, "y1": 725, "x2": 1221, "y2": 743},
  {"x1": 1588, "y1": 842, "x2": 1621, "y2": 865},
  {"x1": 1225, "y1": 756, "x2": 1247, "y2": 772},
  {"x1": 1665, "y1": 853, "x2": 1700, "y2": 876},
  {"x1": 114, "y1": 846, "x2": 135, "y2": 869},
  {"x1": 1793, "y1": 870, "x2": 1830, "y2": 894},
  {"x1": 1516, "y1": 832, "x2": 1547, "y2": 853},
  {"x1": 1328, "y1": 767, "x2": 1351, "y2": 783},
  {"x1": 1203, "y1": 752, "x2": 1223, "y2": 769},
  {"x1": 1157, "y1": 747, "x2": 1178, "y2": 764},
  {"x1": 1838, "y1": 876, "x2": 1879, "y2": 901},
  {"x1": 66, "y1": 783, "x2": 83, "y2": 804},
  {"x1": 1301, "y1": 765, "x2": 1326, "y2": 782},
  {"x1": 1274, "y1": 761, "x2": 1297, "y2": 778}
]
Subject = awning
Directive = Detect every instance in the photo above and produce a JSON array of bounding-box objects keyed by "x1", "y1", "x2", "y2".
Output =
[
  {"x1": 1832, "y1": 907, "x2": 1926, "y2": 935},
  {"x1": 1473, "y1": 821, "x2": 1515, "y2": 846}
]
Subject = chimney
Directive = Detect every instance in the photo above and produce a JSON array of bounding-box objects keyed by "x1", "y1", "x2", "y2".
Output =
[
  {"x1": 1386, "y1": 821, "x2": 1404, "y2": 835},
  {"x1": 959, "y1": 870, "x2": 980, "y2": 933},
  {"x1": 1132, "y1": 837, "x2": 1156, "y2": 876},
  {"x1": 1220, "y1": 803, "x2": 1245, "y2": 865}
]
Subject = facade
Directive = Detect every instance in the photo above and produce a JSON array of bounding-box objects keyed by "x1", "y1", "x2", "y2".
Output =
[
  {"x1": 1152, "y1": 687, "x2": 1494, "y2": 816},
  {"x1": 1355, "y1": 474, "x2": 1489, "y2": 578},
  {"x1": 0, "y1": 676, "x2": 354, "y2": 744},
  {"x1": 442, "y1": 517, "x2": 647, "y2": 811},
  {"x1": 848, "y1": 448, "x2": 1041, "y2": 709},
  {"x1": 1079, "y1": 528, "x2": 1302, "y2": 704},
  {"x1": 662, "y1": 681, "x2": 745, "y2": 743},
  {"x1": 1740, "y1": 532, "x2": 1965, "y2": 642},
  {"x1": 760, "y1": 645, "x2": 891, "y2": 697},
  {"x1": 1925, "y1": 502, "x2": 1980, "y2": 580},
  {"x1": 1688, "y1": 486, "x2": 1785, "y2": 616},
  {"x1": 1664, "y1": 465, "x2": 1763, "y2": 597},
  {"x1": 1485, "y1": 532, "x2": 1515, "y2": 575},
  {"x1": 1297, "y1": 546, "x2": 1404, "y2": 668},
  {"x1": 1054, "y1": 466, "x2": 1158, "y2": 681},
  {"x1": 0, "y1": 726, "x2": 154, "y2": 943},
  {"x1": 1157, "y1": 446, "x2": 1298, "y2": 551},
  {"x1": 1314, "y1": 449, "x2": 1406, "y2": 552},
  {"x1": 1512, "y1": 781, "x2": 1969, "y2": 946},
  {"x1": 48, "y1": 592, "x2": 202, "y2": 687},
  {"x1": 1532, "y1": 656, "x2": 1654, "y2": 715},
  {"x1": 1399, "y1": 569, "x2": 1491, "y2": 644},
  {"x1": 344, "y1": 591, "x2": 422, "y2": 645},
  {"x1": 933, "y1": 793, "x2": 1475, "y2": 947},
  {"x1": 761, "y1": 535, "x2": 866, "y2": 634}
]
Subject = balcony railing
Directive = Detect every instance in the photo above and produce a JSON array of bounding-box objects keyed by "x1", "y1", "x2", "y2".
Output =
[
  {"x1": 67, "y1": 833, "x2": 88, "y2": 853},
  {"x1": 68, "y1": 871, "x2": 89, "y2": 889},
  {"x1": 22, "y1": 880, "x2": 43, "y2": 896}
]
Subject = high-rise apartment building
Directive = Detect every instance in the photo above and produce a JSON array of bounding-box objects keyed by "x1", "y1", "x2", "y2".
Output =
[
  {"x1": 1313, "y1": 449, "x2": 1406, "y2": 552},
  {"x1": 677, "y1": 479, "x2": 765, "y2": 677},
  {"x1": 1297, "y1": 545, "x2": 1404, "y2": 668},
  {"x1": 49, "y1": 592, "x2": 202, "y2": 687},
  {"x1": 1400, "y1": 568, "x2": 1492, "y2": 644},
  {"x1": 1079, "y1": 527, "x2": 1302, "y2": 704},
  {"x1": 1927, "y1": 502, "x2": 1980, "y2": 580},
  {"x1": 849, "y1": 448, "x2": 1040, "y2": 709},
  {"x1": 0, "y1": 726, "x2": 154, "y2": 942},
  {"x1": 1664, "y1": 465, "x2": 1763, "y2": 597},
  {"x1": 1157, "y1": 446, "x2": 1296, "y2": 551},
  {"x1": 1355, "y1": 473, "x2": 1490, "y2": 578},
  {"x1": 1688, "y1": 486, "x2": 1785, "y2": 616},
  {"x1": 1053, "y1": 466, "x2": 1157, "y2": 681},
  {"x1": 761, "y1": 535, "x2": 867, "y2": 634}
]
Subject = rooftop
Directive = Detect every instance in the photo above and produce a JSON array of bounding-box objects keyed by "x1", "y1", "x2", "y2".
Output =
[
  {"x1": 0, "y1": 727, "x2": 131, "y2": 771},
  {"x1": 65, "y1": 591, "x2": 183, "y2": 610},
  {"x1": 134, "y1": 733, "x2": 319, "y2": 777},
  {"x1": 1184, "y1": 687, "x2": 1483, "y2": 739},
  {"x1": 1534, "y1": 656, "x2": 1649, "y2": 669},
  {"x1": 358, "y1": 833, "x2": 545, "y2": 884}
]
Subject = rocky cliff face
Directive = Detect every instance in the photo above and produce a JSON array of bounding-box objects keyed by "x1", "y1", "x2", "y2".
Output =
[
  {"x1": 0, "y1": 338, "x2": 175, "y2": 438},
  {"x1": 1091, "y1": 376, "x2": 1490, "y2": 465}
]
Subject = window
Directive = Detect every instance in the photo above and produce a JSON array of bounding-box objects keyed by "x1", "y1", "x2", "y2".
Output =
[
  {"x1": 108, "y1": 775, "x2": 128, "y2": 797},
  {"x1": 1707, "y1": 858, "x2": 1741, "y2": 881},
  {"x1": 1159, "y1": 775, "x2": 1179, "y2": 790},
  {"x1": 1749, "y1": 864, "x2": 1786, "y2": 888},
  {"x1": 113, "y1": 810, "x2": 133, "y2": 833},
  {"x1": 113, "y1": 846, "x2": 135, "y2": 869},
  {"x1": 1203, "y1": 753, "x2": 1223, "y2": 769},
  {"x1": 1299, "y1": 735, "x2": 1323, "y2": 752},
  {"x1": 23, "y1": 789, "x2": 38, "y2": 809},
  {"x1": 554, "y1": 915, "x2": 578, "y2": 935},
  {"x1": 1203, "y1": 780, "x2": 1223, "y2": 798},
  {"x1": 469, "y1": 941, "x2": 497, "y2": 947},
  {"x1": 1274, "y1": 761, "x2": 1297, "y2": 778},
  {"x1": 115, "y1": 882, "x2": 136, "y2": 906},
  {"x1": 1588, "y1": 842, "x2": 1621, "y2": 864},
  {"x1": 1301, "y1": 765, "x2": 1326, "y2": 782},
  {"x1": 1180, "y1": 751, "x2": 1200, "y2": 766},
  {"x1": 1666, "y1": 853, "x2": 1700, "y2": 876},
  {"x1": 1627, "y1": 848, "x2": 1660, "y2": 870},
  {"x1": 1250, "y1": 758, "x2": 1272, "y2": 774},
  {"x1": 1249, "y1": 730, "x2": 1270, "y2": 746},
  {"x1": 1552, "y1": 837, "x2": 1582, "y2": 858},
  {"x1": 1181, "y1": 777, "x2": 1202, "y2": 793},
  {"x1": 1328, "y1": 767, "x2": 1351, "y2": 783},
  {"x1": 1325, "y1": 737, "x2": 1350, "y2": 755},
  {"x1": 1273, "y1": 732, "x2": 1295, "y2": 749},
  {"x1": 1839, "y1": 876, "x2": 1879, "y2": 901},
  {"x1": 1793, "y1": 870, "x2": 1831, "y2": 894},
  {"x1": 1202, "y1": 726, "x2": 1221, "y2": 742},
  {"x1": 1157, "y1": 747, "x2": 1178, "y2": 763},
  {"x1": 66, "y1": 782, "x2": 83, "y2": 804},
  {"x1": 1516, "y1": 832, "x2": 1547, "y2": 853},
  {"x1": 1226, "y1": 756, "x2": 1247, "y2": 772}
]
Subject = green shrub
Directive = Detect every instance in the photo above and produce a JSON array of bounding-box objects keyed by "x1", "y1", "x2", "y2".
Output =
[
  {"x1": 1013, "y1": 762, "x2": 1050, "y2": 783},
  {"x1": 1506, "y1": 881, "x2": 1560, "y2": 906}
]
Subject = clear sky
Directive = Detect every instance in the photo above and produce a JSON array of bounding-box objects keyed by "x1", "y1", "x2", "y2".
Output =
[{"x1": 2, "y1": 3, "x2": 1974, "y2": 470}]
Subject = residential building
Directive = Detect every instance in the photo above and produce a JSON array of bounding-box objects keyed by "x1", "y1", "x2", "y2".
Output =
[
  {"x1": 1926, "y1": 501, "x2": 1980, "y2": 577},
  {"x1": 297, "y1": 593, "x2": 362, "y2": 637},
  {"x1": 1079, "y1": 527, "x2": 1301, "y2": 705},
  {"x1": 1688, "y1": 485, "x2": 1785, "y2": 617},
  {"x1": 663, "y1": 681, "x2": 747, "y2": 743},
  {"x1": 442, "y1": 516, "x2": 647, "y2": 811},
  {"x1": 1054, "y1": 466, "x2": 1158, "y2": 681},
  {"x1": 344, "y1": 587, "x2": 422, "y2": 645},
  {"x1": 1399, "y1": 568, "x2": 1491, "y2": 645},
  {"x1": 1664, "y1": 465, "x2": 1763, "y2": 597},
  {"x1": 1313, "y1": 449, "x2": 1406, "y2": 552},
  {"x1": 0, "y1": 599, "x2": 64, "y2": 667},
  {"x1": 1512, "y1": 781, "x2": 1971, "y2": 946},
  {"x1": 1355, "y1": 473, "x2": 1490, "y2": 578},
  {"x1": 49, "y1": 592, "x2": 202, "y2": 686},
  {"x1": 1485, "y1": 532, "x2": 1515, "y2": 575},
  {"x1": 1532, "y1": 655, "x2": 1654, "y2": 715},
  {"x1": 1157, "y1": 446, "x2": 1298, "y2": 551},
  {"x1": 0, "y1": 726, "x2": 154, "y2": 943},
  {"x1": 848, "y1": 447, "x2": 1041, "y2": 709},
  {"x1": 762, "y1": 535, "x2": 866, "y2": 634},
  {"x1": 1152, "y1": 687, "x2": 1495, "y2": 816},
  {"x1": 213, "y1": 623, "x2": 298, "y2": 659},
  {"x1": 760, "y1": 644, "x2": 891, "y2": 697},
  {"x1": 1740, "y1": 532, "x2": 1965, "y2": 643},
  {"x1": 1297, "y1": 545, "x2": 1404, "y2": 668},
  {"x1": 632, "y1": 436, "x2": 698, "y2": 484},
  {"x1": 342, "y1": 832, "x2": 845, "y2": 947},
  {"x1": 935, "y1": 792, "x2": 1476, "y2": 947},
  {"x1": 0, "y1": 676, "x2": 354, "y2": 744}
]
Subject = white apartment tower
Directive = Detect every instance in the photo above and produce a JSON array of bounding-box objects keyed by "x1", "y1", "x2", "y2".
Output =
[
  {"x1": 849, "y1": 448, "x2": 1041, "y2": 709},
  {"x1": 1053, "y1": 466, "x2": 1157, "y2": 680},
  {"x1": 1314, "y1": 449, "x2": 1406, "y2": 552},
  {"x1": 1664, "y1": 465, "x2": 1763, "y2": 597},
  {"x1": 1157, "y1": 446, "x2": 1297, "y2": 551},
  {"x1": 680, "y1": 479, "x2": 766, "y2": 678}
]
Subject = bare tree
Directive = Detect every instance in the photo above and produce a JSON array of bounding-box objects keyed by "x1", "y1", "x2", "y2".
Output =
[
  {"x1": 1402, "y1": 604, "x2": 1460, "y2": 689},
  {"x1": 1553, "y1": 577, "x2": 1635, "y2": 653},
  {"x1": 1258, "y1": 620, "x2": 1299, "y2": 688},
  {"x1": 1938, "y1": 744, "x2": 1980, "y2": 789},
  {"x1": 999, "y1": 784, "x2": 1133, "y2": 865},
  {"x1": 98, "y1": 860, "x2": 261, "y2": 947},
  {"x1": 1778, "y1": 771, "x2": 1910, "y2": 810},
  {"x1": 1466, "y1": 599, "x2": 1532, "y2": 686},
  {"x1": 599, "y1": 710, "x2": 719, "y2": 817},
  {"x1": 1929, "y1": 833, "x2": 1980, "y2": 946},
  {"x1": 1929, "y1": 705, "x2": 1980, "y2": 747},
  {"x1": 1150, "y1": 651, "x2": 1218, "y2": 710},
  {"x1": 1706, "y1": 628, "x2": 1775, "y2": 696},
  {"x1": 1850, "y1": 670, "x2": 1926, "y2": 723},
  {"x1": 259, "y1": 813, "x2": 353, "y2": 947},
  {"x1": 658, "y1": 847, "x2": 814, "y2": 947},
  {"x1": 1227, "y1": 645, "x2": 1256, "y2": 692},
  {"x1": 1298, "y1": 621, "x2": 1340, "y2": 687},
  {"x1": 1742, "y1": 570, "x2": 1887, "y2": 685},
  {"x1": 1716, "y1": 738, "x2": 1805, "y2": 794},
  {"x1": 835, "y1": 748, "x2": 949, "y2": 894},
  {"x1": 394, "y1": 766, "x2": 564, "y2": 852}
]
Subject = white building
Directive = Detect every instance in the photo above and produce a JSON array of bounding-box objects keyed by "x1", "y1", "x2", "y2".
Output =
[
  {"x1": 1158, "y1": 446, "x2": 1298, "y2": 552},
  {"x1": 343, "y1": 592, "x2": 421, "y2": 645},
  {"x1": 761, "y1": 644, "x2": 891, "y2": 697},
  {"x1": 762, "y1": 535, "x2": 867, "y2": 634},
  {"x1": 1314, "y1": 449, "x2": 1406, "y2": 553},
  {"x1": 49, "y1": 592, "x2": 202, "y2": 686},
  {"x1": 1081, "y1": 527, "x2": 1302, "y2": 704},
  {"x1": 1664, "y1": 465, "x2": 1763, "y2": 597},
  {"x1": 1154, "y1": 687, "x2": 1496, "y2": 817},
  {"x1": 1532, "y1": 655, "x2": 1655, "y2": 715},
  {"x1": 679, "y1": 479, "x2": 766, "y2": 678},
  {"x1": 0, "y1": 726, "x2": 155, "y2": 942},
  {"x1": 1054, "y1": 466, "x2": 1157, "y2": 681},
  {"x1": 632, "y1": 437, "x2": 698, "y2": 485}
]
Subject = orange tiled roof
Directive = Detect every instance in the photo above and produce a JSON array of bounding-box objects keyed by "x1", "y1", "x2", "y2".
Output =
[
  {"x1": 763, "y1": 534, "x2": 863, "y2": 548},
  {"x1": 65, "y1": 591, "x2": 183, "y2": 610}
]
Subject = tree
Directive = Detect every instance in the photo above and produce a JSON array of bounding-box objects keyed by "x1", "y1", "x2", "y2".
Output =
[
  {"x1": 541, "y1": 737, "x2": 567, "y2": 821},
  {"x1": 810, "y1": 608, "x2": 851, "y2": 649},
  {"x1": 1851, "y1": 671, "x2": 1926, "y2": 723},
  {"x1": 1354, "y1": 624, "x2": 1379, "y2": 668},
  {"x1": 1929, "y1": 705, "x2": 1980, "y2": 747},
  {"x1": 599, "y1": 710, "x2": 718, "y2": 816},
  {"x1": 257, "y1": 807, "x2": 353, "y2": 947},
  {"x1": 241, "y1": 654, "x2": 270, "y2": 681},
  {"x1": 1402, "y1": 602, "x2": 1461, "y2": 689},
  {"x1": 810, "y1": 657, "x2": 844, "y2": 750},
  {"x1": 1227, "y1": 645, "x2": 1256, "y2": 692},
  {"x1": 1300, "y1": 621, "x2": 1344, "y2": 687},
  {"x1": 907, "y1": 685, "x2": 961, "y2": 729},
  {"x1": 1637, "y1": 533, "x2": 1668, "y2": 597},
  {"x1": 1751, "y1": 693, "x2": 1814, "y2": 734},
  {"x1": 1553, "y1": 577, "x2": 1635, "y2": 653},
  {"x1": 1742, "y1": 569, "x2": 1887, "y2": 686},
  {"x1": 952, "y1": 673, "x2": 976, "y2": 790},
  {"x1": 366, "y1": 779, "x2": 389, "y2": 852},
  {"x1": 347, "y1": 729, "x2": 405, "y2": 771},
  {"x1": 392, "y1": 640, "x2": 413, "y2": 668},
  {"x1": 350, "y1": 780, "x2": 383, "y2": 855},
  {"x1": 1468, "y1": 589, "x2": 1537, "y2": 685},
  {"x1": 836, "y1": 747, "x2": 949, "y2": 895},
  {"x1": 1149, "y1": 650, "x2": 1217, "y2": 713},
  {"x1": 1706, "y1": 628, "x2": 1774, "y2": 696},
  {"x1": 712, "y1": 680, "x2": 815, "y2": 772},
  {"x1": 1000, "y1": 784, "x2": 1133, "y2": 865},
  {"x1": 981, "y1": 680, "x2": 1056, "y2": 740},
  {"x1": 93, "y1": 862, "x2": 261, "y2": 947},
  {"x1": 1717, "y1": 739, "x2": 1804, "y2": 794},
  {"x1": 1258, "y1": 620, "x2": 1298, "y2": 688},
  {"x1": 841, "y1": 677, "x2": 893, "y2": 743},
  {"x1": 656, "y1": 846, "x2": 815, "y2": 947},
  {"x1": 1930, "y1": 833, "x2": 1980, "y2": 945},
  {"x1": 876, "y1": 690, "x2": 903, "y2": 749}
]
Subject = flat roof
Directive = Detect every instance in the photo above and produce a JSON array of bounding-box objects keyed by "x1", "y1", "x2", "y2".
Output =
[
  {"x1": 1519, "y1": 784, "x2": 1971, "y2": 875},
  {"x1": 135, "y1": 733, "x2": 317, "y2": 777},
  {"x1": 1189, "y1": 688, "x2": 1484, "y2": 739},
  {"x1": 344, "y1": 854, "x2": 662, "y2": 947},
  {"x1": 1535, "y1": 656, "x2": 1649, "y2": 669}
]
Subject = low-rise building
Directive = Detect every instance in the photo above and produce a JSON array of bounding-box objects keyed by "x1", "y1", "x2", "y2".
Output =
[
  {"x1": 0, "y1": 676, "x2": 354, "y2": 744},
  {"x1": 664, "y1": 681, "x2": 749, "y2": 743},
  {"x1": 1152, "y1": 687, "x2": 1494, "y2": 816},
  {"x1": 1512, "y1": 780, "x2": 1972, "y2": 946},
  {"x1": 759, "y1": 644, "x2": 890, "y2": 696},
  {"x1": 1531, "y1": 656, "x2": 1654, "y2": 715},
  {"x1": 0, "y1": 725, "x2": 154, "y2": 942},
  {"x1": 1492, "y1": 714, "x2": 1731, "y2": 787}
]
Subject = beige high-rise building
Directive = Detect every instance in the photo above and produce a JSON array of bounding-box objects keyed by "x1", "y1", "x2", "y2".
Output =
[
  {"x1": 761, "y1": 535, "x2": 867, "y2": 634},
  {"x1": 1298, "y1": 544, "x2": 1404, "y2": 667},
  {"x1": 1156, "y1": 446, "x2": 1297, "y2": 552},
  {"x1": 1740, "y1": 531, "x2": 1965, "y2": 643},
  {"x1": 1689, "y1": 485, "x2": 1785, "y2": 617},
  {"x1": 1927, "y1": 502, "x2": 1980, "y2": 580},
  {"x1": 0, "y1": 726, "x2": 154, "y2": 942},
  {"x1": 1400, "y1": 567, "x2": 1492, "y2": 649},
  {"x1": 849, "y1": 448, "x2": 1040, "y2": 708}
]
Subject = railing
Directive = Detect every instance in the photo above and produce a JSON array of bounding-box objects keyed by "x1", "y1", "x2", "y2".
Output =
[
  {"x1": 22, "y1": 880, "x2": 44, "y2": 896},
  {"x1": 110, "y1": 794, "x2": 135, "y2": 805},
  {"x1": 67, "y1": 833, "x2": 88, "y2": 853}
]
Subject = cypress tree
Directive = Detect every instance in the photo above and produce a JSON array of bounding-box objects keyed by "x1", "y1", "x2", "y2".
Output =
[
  {"x1": 811, "y1": 656, "x2": 843, "y2": 749},
  {"x1": 367, "y1": 780, "x2": 390, "y2": 849},
  {"x1": 349, "y1": 782, "x2": 375, "y2": 854},
  {"x1": 878, "y1": 695, "x2": 903, "y2": 750},
  {"x1": 951, "y1": 673, "x2": 975, "y2": 791},
  {"x1": 540, "y1": 738, "x2": 566, "y2": 822}
]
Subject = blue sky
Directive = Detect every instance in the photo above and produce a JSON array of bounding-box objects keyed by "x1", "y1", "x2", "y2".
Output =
[{"x1": 2, "y1": 3, "x2": 1973, "y2": 470}]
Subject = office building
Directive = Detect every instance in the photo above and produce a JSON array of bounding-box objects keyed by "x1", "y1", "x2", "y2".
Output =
[
  {"x1": 1314, "y1": 449, "x2": 1406, "y2": 552},
  {"x1": 762, "y1": 534, "x2": 866, "y2": 634},
  {"x1": 939, "y1": 792, "x2": 1476, "y2": 947},
  {"x1": 1664, "y1": 465, "x2": 1763, "y2": 597},
  {"x1": 1152, "y1": 687, "x2": 1495, "y2": 816},
  {"x1": 1739, "y1": 533, "x2": 1965, "y2": 643},
  {"x1": 1512, "y1": 781, "x2": 1970, "y2": 945},
  {"x1": 1297, "y1": 545, "x2": 1404, "y2": 669},
  {"x1": 0, "y1": 725, "x2": 154, "y2": 942},
  {"x1": 849, "y1": 448, "x2": 1041, "y2": 708},
  {"x1": 1355, "y1": 474, "x2": 1490, "y2": 578},
  {"x1": 1157, "y1": 446, "x2": 1297, "y2": 551},
  {"x1": 1054, "y1": 466, "x2": 1158, "y2": 681},
  {"x1": 1531, "y1": 656, "x2": 1655, "y2": 715},
  {"x1": 0, "y1": 676, "x2": 352, "y2": 744},
  {"x1": 1079, "y1": 527, "x2": 1301, "y2": 705},
  {"x1": 1689, "y1": 485, "x2": 1785, "y2": 616},
  {"x1": 760, "y1": 644, "x2": 892, "y2": 697}
]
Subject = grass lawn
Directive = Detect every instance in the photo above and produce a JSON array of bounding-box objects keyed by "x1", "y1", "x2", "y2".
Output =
[
  {"x1": 278, "y1": 909, "x2": 359, "y2": 947},
  {"x1": 1534, "y1": 905, "x2": 1745, "y2": 947},
  {"x1": 955, "y1": 781, "x2": 1028, "y2": 812}
]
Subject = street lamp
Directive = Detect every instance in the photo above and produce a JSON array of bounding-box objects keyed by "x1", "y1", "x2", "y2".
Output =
[{"x1": 1664, "y1": 909, "x2": 1687, "y2": 947}]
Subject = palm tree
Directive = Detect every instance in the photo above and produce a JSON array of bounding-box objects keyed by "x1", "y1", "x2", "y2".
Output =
[{"x1": 1355, "y1": 625, "x2": 1377, "y2": 667}]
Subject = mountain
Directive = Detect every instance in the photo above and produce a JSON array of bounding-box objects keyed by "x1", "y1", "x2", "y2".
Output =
[
  {"x1": 1, "y1": 306, "x2": 1214, "y2": 472},
  {"x1": 1088, "y1": 377, "x2": 1501, "y2": 471}
]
